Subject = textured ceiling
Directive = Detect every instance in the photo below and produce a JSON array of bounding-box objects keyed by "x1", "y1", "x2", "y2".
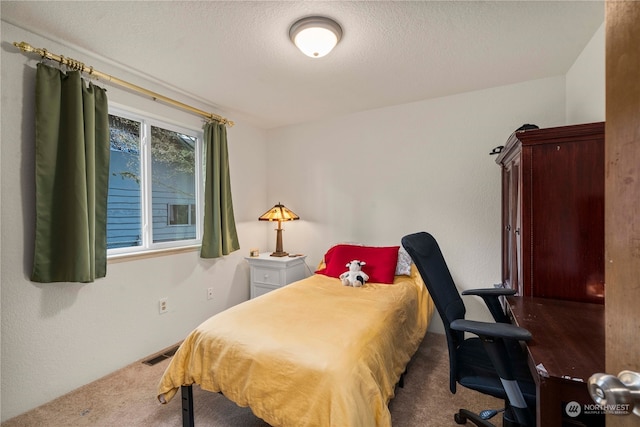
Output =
[{"x1": 1, "y1": 1, "x2": 604, "y2": 129}]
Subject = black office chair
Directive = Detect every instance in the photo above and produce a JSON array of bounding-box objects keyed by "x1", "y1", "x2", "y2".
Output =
[{"x1": 402, "y1": 232, "x2": 536, "y2": 427}]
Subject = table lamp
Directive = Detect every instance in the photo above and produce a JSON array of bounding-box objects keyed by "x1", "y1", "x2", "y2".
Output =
[{"x1": 259, "y1": 203, "x2": 299, "y2": 257}]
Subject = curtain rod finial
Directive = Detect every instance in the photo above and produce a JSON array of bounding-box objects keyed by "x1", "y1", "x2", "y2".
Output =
[{"x1": 13, "y1": 41, "x2": 33, "y2": 52}]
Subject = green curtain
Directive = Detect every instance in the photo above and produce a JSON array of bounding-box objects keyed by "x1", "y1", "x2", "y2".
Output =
[
  {"x1": 200, "y1": 121, "x2": 240, "y2": 258},
  {"x1": 31, "y1": 63, "x2": 110, "y2": 283}
]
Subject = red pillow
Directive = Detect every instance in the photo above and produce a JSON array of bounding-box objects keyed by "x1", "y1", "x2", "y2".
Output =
[{"x1": 316, "y1": 244, "x2": 400, "y2": 284}]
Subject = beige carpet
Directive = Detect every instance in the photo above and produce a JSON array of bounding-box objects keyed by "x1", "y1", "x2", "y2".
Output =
[{"x1": 2, "y1": 332, "x2": 501, "y2": 427}]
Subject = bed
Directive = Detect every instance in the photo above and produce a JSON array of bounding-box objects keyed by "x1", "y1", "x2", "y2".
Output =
[{"x1": 157, "y1": 244, "x2": 435, "y2": 427}]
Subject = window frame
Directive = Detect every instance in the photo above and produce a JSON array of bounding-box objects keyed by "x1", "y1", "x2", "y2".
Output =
[{"x1": 106, "y1": 105, "x2": 204, "y2": 258}]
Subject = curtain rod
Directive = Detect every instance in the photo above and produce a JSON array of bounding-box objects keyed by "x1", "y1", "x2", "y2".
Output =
[{"x1": 13, "y1": 41, "x2": 234, "y2": 127}]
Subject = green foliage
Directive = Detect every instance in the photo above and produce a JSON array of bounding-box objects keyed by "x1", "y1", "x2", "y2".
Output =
[
  {"x1": 112, "y1": 171, "x2": 140, "y2": 184},
  {"x1": 109, "y1": 115, "x2": 139, "y2": 153},
  {"x1": 109, "y1": 114, "x2": 196, "y2": 183},
  {"x1": 151, "y1": 126, "x2": 195, "y2": 175}
]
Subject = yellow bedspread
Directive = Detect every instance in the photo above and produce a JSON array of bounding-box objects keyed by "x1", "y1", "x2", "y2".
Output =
[{"x1": 157, "y1": 265, "x2": 434, "y2": 427}]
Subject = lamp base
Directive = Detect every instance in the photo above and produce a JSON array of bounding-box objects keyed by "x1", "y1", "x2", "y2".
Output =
[
  {"x1": 271, "y1": 226, "x2": 288, "y2": 257},
  {"x1": 270, "y1": 251, "x2": 289, "y2": 257}
]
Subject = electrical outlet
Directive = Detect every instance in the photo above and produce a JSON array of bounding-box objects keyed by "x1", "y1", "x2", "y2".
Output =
[
  {"x1": 207, "y1": 287, "x2": 214, "y2": 300},
  {"x1": 159, "y1": 297, "x2": 168, "y2": 314}
]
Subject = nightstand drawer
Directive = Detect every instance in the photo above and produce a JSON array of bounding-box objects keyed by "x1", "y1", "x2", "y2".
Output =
[
  {"x1": 253, "y1": 266, "x2": 282, "y2": 286},
  {"x1": 252, "y1": 283, "x2": 280, "y2": 298},
  {"x1": 245, "y1": 254, "x2": 308, "y2": 299}
]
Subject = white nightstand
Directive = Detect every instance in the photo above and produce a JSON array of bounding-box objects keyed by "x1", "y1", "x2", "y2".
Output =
[{"x1": 245, "y1": 253, "x2": 308, "y2": 299}]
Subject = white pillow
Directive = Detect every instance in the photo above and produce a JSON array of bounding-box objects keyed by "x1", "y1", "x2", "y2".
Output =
[{"x1": 395, "y1": 246, "x2": 412, "y2": 276}]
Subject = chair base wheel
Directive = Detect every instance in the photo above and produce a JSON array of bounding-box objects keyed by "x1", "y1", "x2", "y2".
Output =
[
  {"x1": 454, "y1": 412, "x2": 467, "y2": 424},
  {"x1": 454, "y1": 409, "x2": 496, "y2": 427}
]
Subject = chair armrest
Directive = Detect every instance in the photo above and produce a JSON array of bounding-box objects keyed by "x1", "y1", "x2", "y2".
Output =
[
  {"x1": 450, "y1": 319, "x2": 532, "y2": 342},
  {"x1": 462, "y1": 288, "x2": 517, "y2": 297},
  {"x1": 461, "y1": 288, "x2": 515, "y2": 323}
]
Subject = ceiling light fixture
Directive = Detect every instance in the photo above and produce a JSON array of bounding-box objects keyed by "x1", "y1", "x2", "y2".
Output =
[{"x1": 289, "y1": 16, "x2": 342, "y2": 58}]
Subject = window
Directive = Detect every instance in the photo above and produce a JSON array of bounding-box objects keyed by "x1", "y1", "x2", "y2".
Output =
[
  {"x1": 107, "y1": 107, "x2": 203, "y2": 255},
  {"x1": 168, "y1": 203, "x2": 196, "y2": 226}
]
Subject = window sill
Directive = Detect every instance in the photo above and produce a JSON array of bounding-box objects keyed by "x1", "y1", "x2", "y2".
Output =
[{"x1": 107, "y1": 245, "x2": 200, "y2": 263}]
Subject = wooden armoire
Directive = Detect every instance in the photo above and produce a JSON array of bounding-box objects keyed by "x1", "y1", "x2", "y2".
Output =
[{"x1": 495, "y1": 122, "x2": 605, "y2": 304}]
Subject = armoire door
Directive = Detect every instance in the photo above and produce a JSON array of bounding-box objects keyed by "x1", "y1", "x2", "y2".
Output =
[
  {"x1": 507, "y1": 158, "x2": 521, "y2": 295},
  {"x1": 526, "y1": 131, "x2": 604, "y2": 303},
  {"x1": 500, "y1": 151, "x2": 522, "y2": 295}
]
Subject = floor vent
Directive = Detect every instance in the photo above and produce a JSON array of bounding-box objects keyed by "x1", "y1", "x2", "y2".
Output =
[
  {"x1": 142, "y1": 344, "x2": 181, "y2": 366},
  {"x1": 163, "y1": 345, "x2": 179, "y2": 358}
]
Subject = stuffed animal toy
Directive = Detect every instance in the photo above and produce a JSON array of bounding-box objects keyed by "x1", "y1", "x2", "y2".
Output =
[{"x1": 340, "y1": 260, "x2": 369, "y2": 287}]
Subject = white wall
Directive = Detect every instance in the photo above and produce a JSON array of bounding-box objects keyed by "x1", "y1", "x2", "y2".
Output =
[
  {"x1": 0, "y1": 22, "x2": 269, "y2": 421},
  {"x1": 566, "y1": 23, "x2": 605, "y2": 124},
  {"x1": 1, "y1": 18, "x2": 605, "y2": 422},
  {"x1": 266, "y1": 77, "x2": 567, "y2": 335}
]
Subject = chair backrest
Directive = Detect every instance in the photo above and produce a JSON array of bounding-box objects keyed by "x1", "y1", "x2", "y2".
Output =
[{"x1": 401, "y1": 231, "x2": 466, "y2": 393}]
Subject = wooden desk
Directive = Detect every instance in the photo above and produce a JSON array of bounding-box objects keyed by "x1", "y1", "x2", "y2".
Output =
[{"x1": 507, "y1": 297, "x2": 605, "y2": 427}]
